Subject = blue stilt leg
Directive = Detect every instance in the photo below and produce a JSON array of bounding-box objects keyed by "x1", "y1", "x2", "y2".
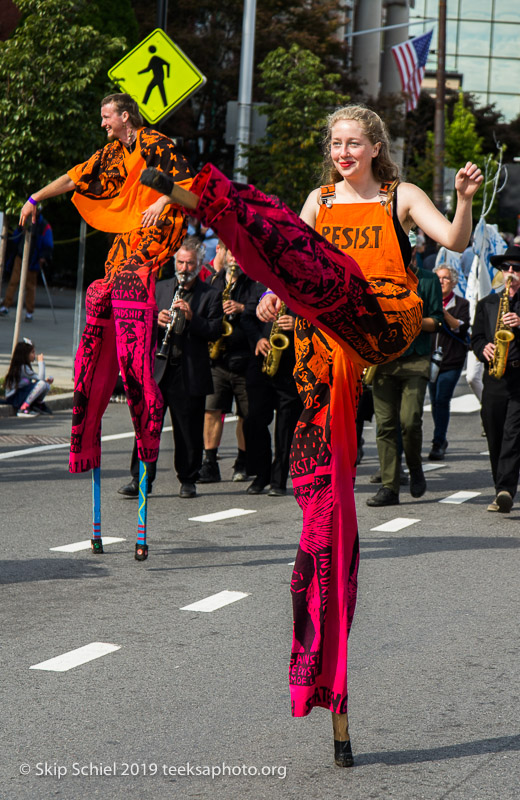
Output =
[
  {"x1": 91, "y1": 466, "x2": 103, "y2": 554},
  {"x1": 135, "y1": 460, "x2": 149, "y2": 561}
]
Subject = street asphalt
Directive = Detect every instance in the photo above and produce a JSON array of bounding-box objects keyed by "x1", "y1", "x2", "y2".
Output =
[{"x1": 1, "y1": 281, "x2": 519, "y2": 799}]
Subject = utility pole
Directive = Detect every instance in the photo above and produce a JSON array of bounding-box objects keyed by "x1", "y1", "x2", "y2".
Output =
[
  {"x1": 156, "y1": 0, "x2": 168, "y2": 31},
  {"x1": 233, "y1": 0, "x2": 257, "y2": 182},
  {"x1": 433, "y1": 0, "x2": 446, "y2": 212}
]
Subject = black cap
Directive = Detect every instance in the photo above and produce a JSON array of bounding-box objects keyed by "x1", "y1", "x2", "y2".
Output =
[{"x1": 490, "y1": 243, "x2": 520, "y2": 267}]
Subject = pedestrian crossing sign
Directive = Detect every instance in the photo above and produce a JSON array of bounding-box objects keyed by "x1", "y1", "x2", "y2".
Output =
[{"x1": 108, "y1": 29, "x2": 206, "y2": 124}]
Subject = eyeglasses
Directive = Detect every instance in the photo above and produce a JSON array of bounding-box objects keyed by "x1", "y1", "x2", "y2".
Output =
[{"x1": 501, "y1": 263, "x2": 520, "y2": 272}]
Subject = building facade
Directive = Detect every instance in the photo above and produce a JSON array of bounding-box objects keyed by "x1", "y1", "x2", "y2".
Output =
[
  {"x1": 349, "y1": 0, "x2": 520, "y2": 122},
  {"x1": 412, "y1": 0, "x2": 520, "y2": 121}
]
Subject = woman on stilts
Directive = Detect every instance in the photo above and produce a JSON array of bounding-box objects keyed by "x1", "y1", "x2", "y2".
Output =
[{"x1": 140, "y1": 104, "x2": 482, "y2": 765}]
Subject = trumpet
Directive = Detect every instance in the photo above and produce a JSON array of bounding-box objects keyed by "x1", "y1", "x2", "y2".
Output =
[
  {"x1": 489, "y1": 274, "x2": 514, "y2": 379},
  {"x1": 208, "y1": 263, "x2": 237, "y2": 361},
  {"x1": 156, "y1": 274, "x2": 188, "y2": 360},
  {"x1": 262, "y1": 302, "x2": 290, "y2": 377}
]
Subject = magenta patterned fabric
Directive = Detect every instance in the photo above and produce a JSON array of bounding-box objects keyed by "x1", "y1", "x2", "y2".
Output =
[{"x1": 69, "y1": 272, "x2": 163, "y2": 473}]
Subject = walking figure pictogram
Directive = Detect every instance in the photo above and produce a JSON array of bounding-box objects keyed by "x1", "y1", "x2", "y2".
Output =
[{"x1": 139, "y1": 46, "x2": 170, "y2": 107}]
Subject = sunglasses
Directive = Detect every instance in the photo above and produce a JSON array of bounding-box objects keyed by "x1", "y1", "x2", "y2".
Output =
[{"x1": 501, "y1": 263, "x2": 520, "y2": 271}]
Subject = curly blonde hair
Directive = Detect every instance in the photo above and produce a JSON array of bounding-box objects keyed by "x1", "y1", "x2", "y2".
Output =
[{"x1": 321, "y1": 105, "x2": 400, "y2": 187}]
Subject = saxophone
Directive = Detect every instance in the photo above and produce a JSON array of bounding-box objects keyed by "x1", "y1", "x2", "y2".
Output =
[
  {"x1": 262, "y1": 302, "x2": 290, "y2": 377},
  {"x1": 208, "y1": 264, "x2": 237, "y2": 360},
  {"x1": 156, "y1": 274, "x2": 188, "y2": 360},
  {"x1": 489, "y1": 275, "x2": 514, "y2": 379}
]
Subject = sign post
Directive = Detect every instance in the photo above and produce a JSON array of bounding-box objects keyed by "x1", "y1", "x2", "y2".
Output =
[{"x1": 108, "y1": 29, "x2": 206, "y2": 124}]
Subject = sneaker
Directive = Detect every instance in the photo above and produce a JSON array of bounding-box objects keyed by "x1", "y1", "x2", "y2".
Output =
[
  {"x1": 487, "y1": 500, "x2": 500, "y2": 512},
  {"x1": 366, "y1": 487, "x2": 399, "y2": 507},
  {"x1": 267, "y1": 486, "x2": 286, "y2": 497},
  {"x1": 179, "y1": 482, "x2": 197, "y2": 498},
  {"x1": 409, "y1": 466, "x2": 427, "y2": 498},
  {"x1": 197, "y1": 459, "x2": 221, "y2": 483},
  {"x1": 17, "y1": 408, "x2": 39, "y2": 417},
  {"x1": 496, "y1": 490, "x2": 513, "y2": 513},
  {"x1": 232, "y1": 467, "x2": 249, "y2": 482},
  {"x1": 0, "y1": 306, "x2": 8, "y2": 316},
  {"x1": 33, "y1": 402, "x2": 53, "y2": 416},
  {"x1": 25, "y1": 312, "x2": 33, "y2": 322},
  {"x1": 246, "y1": 480, "x2": 266, "y2": 495},
  {"x1": 428, "y1": 443, "x2": 445, "y2": 461}
]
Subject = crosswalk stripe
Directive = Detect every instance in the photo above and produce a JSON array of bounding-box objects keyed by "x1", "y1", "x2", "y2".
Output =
[
  {"x1": 50, "y1": 537, "x2": 126, "y2": 553},
  {"x1": 30, "y1": 642, "x2": 121, "y2": 672},
  {"x1": 439, "y1": 491, "x2": 481, "y2": 505},
  {"x1": 189, "y1": 508, "x2": 257, "y2": 522},
  {"x1": 424, "y1": 394, "x2": 480, "y2": 414},
  {"x1": 180, "y1": 590, "x2": 250, "y2": 612},
  {"x1": 370, "y1": 517, "x2": 420, "y2": 532}
]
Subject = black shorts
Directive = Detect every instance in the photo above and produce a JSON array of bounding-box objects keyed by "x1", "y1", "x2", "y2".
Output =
[{"x1": 206, "y1": 364, "x2": 248, "y2": 417}]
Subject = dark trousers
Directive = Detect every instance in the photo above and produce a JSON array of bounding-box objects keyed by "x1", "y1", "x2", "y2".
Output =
[
  {"x1": 481, "y1": 371, "x2": 520, "y2": 498},
  {"x1": 244, "y1": 364, "x2": 302, "y2": 490},
  {"x1": 428, "y1": 366, "x2": 463, "y2": 446},
  {"x1": 131, "y1": 362, "x2": 205, "y2": 485}
]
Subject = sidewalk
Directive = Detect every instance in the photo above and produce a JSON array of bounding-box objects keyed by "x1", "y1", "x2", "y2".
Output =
[{"x1": 0, "y1": 285, "x2": 81, "y2": 416}]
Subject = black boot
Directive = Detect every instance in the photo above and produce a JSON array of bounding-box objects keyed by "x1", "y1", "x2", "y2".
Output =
[{"x1": 197, "y1": 449, "x2": 221, "y2": 483}]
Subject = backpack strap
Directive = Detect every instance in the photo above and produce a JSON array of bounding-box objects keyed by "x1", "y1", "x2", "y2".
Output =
[{"x1": 319, "y1": 184, "x2": 336, "y2": 208}]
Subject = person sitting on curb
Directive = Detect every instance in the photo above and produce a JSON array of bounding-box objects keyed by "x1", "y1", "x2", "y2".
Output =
[{"x1": 3, "y1": 338, "x2": 54, "y2": 417}]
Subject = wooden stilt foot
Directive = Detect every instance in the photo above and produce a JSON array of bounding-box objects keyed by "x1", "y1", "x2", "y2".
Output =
[{"x1": 332, "y1": 712, "x2": 354, "y2": 768}]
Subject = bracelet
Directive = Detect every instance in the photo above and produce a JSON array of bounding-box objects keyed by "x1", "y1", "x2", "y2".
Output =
[
  {"x1": 27, "y1": 196, "x2": 37, "y2": 206},
  {"x1": 260, "y1": 290, "x2": 274, "y2": 300}
]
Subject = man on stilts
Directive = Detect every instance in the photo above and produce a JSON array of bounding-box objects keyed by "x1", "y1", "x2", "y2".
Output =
[{"x1": 19, "y1": 93, "x2": 192, "y2": 560}]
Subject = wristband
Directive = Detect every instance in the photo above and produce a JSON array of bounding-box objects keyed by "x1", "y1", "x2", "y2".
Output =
[
  {"x1": 27, "y1": 197, "x2": 37, "y2": 206},
  {"x1": 260, "y1": 290, "x2": 274, "y2": 300}
]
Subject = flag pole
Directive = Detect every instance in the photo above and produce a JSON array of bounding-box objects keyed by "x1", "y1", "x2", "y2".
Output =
[{"x1": 433, "y1": 0, "x2": 446, "y2": 212}]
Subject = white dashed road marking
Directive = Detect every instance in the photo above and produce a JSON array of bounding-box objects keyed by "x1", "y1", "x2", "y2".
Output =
[
  {"x1": 424, "y1": 394, "x2": 480, "y2": 414},
  {"x1": 50, "y1": 537, "x2": 126, "y2": 553},
  {"x1": 0, "y1": 427, "x2": 173, "y2": 460},
  {"x1": 180, "y1": 590, "x2": 250, "y2": 612},
  {"x1": 370, "y1": 518, "x2": 420, "y2": 532},
  {"x1": 30, "y1": 642, "x2": 121, "y2": 672},
  {"x1": 439, "y1": 491, "x2": 481, "y2": 504},
  {"x1": 189, "y1": 508, "x2": 257, "y2": 522}
]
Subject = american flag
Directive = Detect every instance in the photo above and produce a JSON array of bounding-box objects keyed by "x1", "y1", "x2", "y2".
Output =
[{"x1": 391, "y1": 29, "x2": 433, "y2": 112}]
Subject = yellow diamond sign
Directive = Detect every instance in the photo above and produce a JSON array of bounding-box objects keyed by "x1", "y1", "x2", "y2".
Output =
[{"x1": 108, "y1": 29, "x2": 206, "y2": 124}]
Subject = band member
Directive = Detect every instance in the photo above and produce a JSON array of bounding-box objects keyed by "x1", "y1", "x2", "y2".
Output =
[
  {"x1": 118, "y1": 236, "x2": 222, "y2": 499},
  {"x1": 471, "y1": 244, "x2": 520, "y2": 512},
  {"x1": 198, "y1": 246, "x2": 259, "y2": 483},
  {"x1": 19, "y1": 93, "x2": 192, "y2": 474},
  {"x1": 242, "y1": 298, "x2": 302, "y2": 496}
]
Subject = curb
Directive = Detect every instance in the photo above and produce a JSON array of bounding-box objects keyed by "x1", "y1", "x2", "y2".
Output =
[{"x1": 0, "y1": 392, "x2": 75, "y2": 418}]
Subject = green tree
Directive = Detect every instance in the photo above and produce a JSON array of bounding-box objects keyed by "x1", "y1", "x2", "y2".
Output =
[
  {"x1": 245, "y1": 44, "x2": 348, "y2": 212},
  {"x1": 406, "y1": 91, "x2": 484, "y2": 198},
  {"x1": 0, "y1": 0, "x2": 129, "y2": 215},
  {"x1": 445, "y1": 91, "x2": 483, "y2": 169}
]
